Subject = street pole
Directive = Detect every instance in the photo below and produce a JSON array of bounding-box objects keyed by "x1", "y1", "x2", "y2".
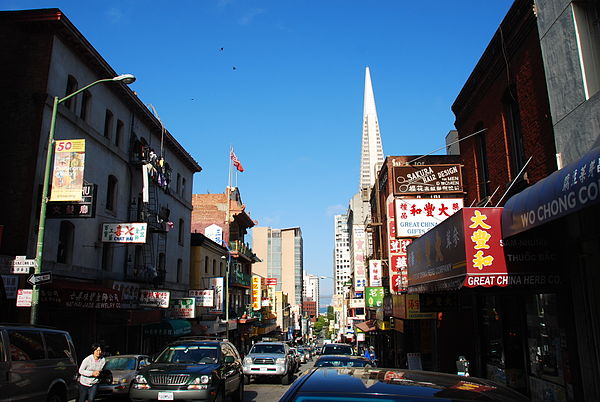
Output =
[
  {"x1": 30, "y1": 74, "x2": 135, "y2": 325},
  {"x1": 225, "y1": 255, "x2": 230, "y2": 340}
]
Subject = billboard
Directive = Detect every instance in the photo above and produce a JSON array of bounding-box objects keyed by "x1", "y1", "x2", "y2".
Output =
[
  {"x1": 189, "y1": 289, "x2": 214, "y2": 307},
  {"x1": 392, "y1": 164, "x2": 462, "y2": 195},
  {"x1": 394, "y1": 198, "x2": 463, "y2": 237},
  {"x1": 50, "y1": 139, "x2": 86, "y2": 201},
  {"x1": 102, "y1": 223, "x2": 148, "y2": 243}
]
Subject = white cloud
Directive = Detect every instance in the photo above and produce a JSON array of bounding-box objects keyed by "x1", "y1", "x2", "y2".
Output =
[
  {"x1": 238, "y1": 8, "x2": 265, "y2": 25},
  {"x1": 105, "y1": 7, "x2": 123, "y2": 24},
  {"x1": 326, "y1": 204, "x2": 346, "y2": 217}
]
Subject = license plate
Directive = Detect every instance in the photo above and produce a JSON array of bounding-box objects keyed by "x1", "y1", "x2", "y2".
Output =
[{"x1": 158, "y1": 392, "x2": 174, "y2": 400}]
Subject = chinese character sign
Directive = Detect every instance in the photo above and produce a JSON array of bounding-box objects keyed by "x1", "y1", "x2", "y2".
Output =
[
  {"x1": 395, "y1": 198, "x2": 463, "y2": 237},
  {"x1": 102, "y1": 223, "x2": 148, "y2": 243},
  {"x1": 50, "y1": 139, "x2": 86, "y2": 202},
  {"x1": 365, "y1": 287, "x2": 384, "y2": 308},
  {"x1": 463, "y1": 208, "x2": 508, "y2": 287},
  {"x1": 252, "y1": 275, "x2": 261, "y2": 311},
  {"x1": 139, "y1": 290, "x2": 170, "y2": 308},
  {"x1": 170, "y1": 298, "x2": 195, "y2": 318},
  {"x1": 189, "y1": 289, "x2": 214, "y2": 307},
  {"x1": 369, "y1": 260, "x2": 382, "y2": 287}
]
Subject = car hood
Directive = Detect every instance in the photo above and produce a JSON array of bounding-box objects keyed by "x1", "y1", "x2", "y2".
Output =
[
  {"x1": 248, "y1": 353, "x2": 286, "y2": 360},
  {"x1": 139, "y1": 363, "x2": 219, "y2": 375},
  {"x1": 107, "y1": 369, "x2": 137, "y2": 381}
]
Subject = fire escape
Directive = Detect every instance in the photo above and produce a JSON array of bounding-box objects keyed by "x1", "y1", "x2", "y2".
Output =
[{"x1": 129, "y1": 135, "x2": 170, "y2": 286}]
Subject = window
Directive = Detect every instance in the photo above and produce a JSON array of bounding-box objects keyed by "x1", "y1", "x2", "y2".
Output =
[
  {"x1": 573, "y1": 2, "x2": 600, "y2": 99},
  {"x1": 503, "y1": 89, "x2": 526, "y2": 177},
  {"x1": 106, "y1": 175, "x2": 118, "y2": 211},
  {"x1": 57, "y1": 221, "x2": 74, "y2": 264},
  {"x1": 177, "y1": 259, "x2": 183, "y2": 283},
  {"x1": 80, "y1": 90, "x2": 91, "y2": 121},
  {"x1": 178, "y1": 218, "x2": 184, "y2": 245},
  {"x1": 115, "y1": 119, "x2": 124, "y2": 147},
  {"x1": 158, "y1": 253, "x2": 166, "y2": 275},
  {"x1": 212, "y1": 259, "x2": 216, "y2": 275},
  {"x1": 181, "y1": 177, "x2": 186, "y2": 197},
  {"x1": 44, "y1": 332, "x2": 70, "y2": 359},
  {"x1": 8, "y1": 330, "x2": 45, "y2": 361},
  {"x1": 101, "y1": 244, "x2": 113, "y2": 271},
  {"x1": 474, "y1": 124, "x2": 490, "y2": 199},
  {"x1": 134, "y1": 245, "x2": 143, "y2": 270},
  {"x1": 103, "y1": 109, "x2": 114, "y2": 139},
  {"x1": 65, "y1": 75, "x2": 78, "y2": 111},
  {"x1": 176, "y1": 173, "x2": 181, "y2": 194},
  {"x1": 204, "y1": 256, "x2": 209, "y2": 274}
]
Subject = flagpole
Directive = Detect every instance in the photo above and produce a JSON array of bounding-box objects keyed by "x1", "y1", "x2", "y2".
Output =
[{"x1": 225, "y1": 145, "x2": 232, "y2": 339}]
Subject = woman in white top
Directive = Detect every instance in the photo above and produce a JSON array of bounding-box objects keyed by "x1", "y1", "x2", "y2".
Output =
[{"x1": 78, "y1": 344, "x2": 106, "y2": 402}]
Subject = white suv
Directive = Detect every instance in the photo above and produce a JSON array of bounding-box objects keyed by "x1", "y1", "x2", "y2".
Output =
[{"x1": 242, "y1": 342, "x2": 293, "y2": 385}]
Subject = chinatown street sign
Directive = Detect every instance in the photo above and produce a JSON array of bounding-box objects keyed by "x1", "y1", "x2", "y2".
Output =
[
  {"x1": 10, "y1": 256, "x2": 37, "y2": 274},
  {"x1": 27, "y1": 272, "x2": 52, "y2": 286}
]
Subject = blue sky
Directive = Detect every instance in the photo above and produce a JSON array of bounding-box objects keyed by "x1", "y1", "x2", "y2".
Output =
[{"x1": 2, "y1": 0, "x2": 513, "y2": 305}]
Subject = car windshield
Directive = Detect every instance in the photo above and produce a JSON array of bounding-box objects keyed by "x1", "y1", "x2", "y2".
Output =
[
  {"x1": 322, "y1": 345, "x2": 353, "y2": 355},
  {"x1": 104, "y1": 357, "x2": 137, "y2": 370},
  {"x1": 250, "y1": 344, "x2": 285, "y2": 354},
  {"x1": 315, "y1": 359, "x2": 370, "y2": 368},
  {"x1": 155, "y1": 346, "x2": 219, "y2": 364}
]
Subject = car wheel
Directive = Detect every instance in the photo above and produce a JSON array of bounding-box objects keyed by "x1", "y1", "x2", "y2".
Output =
[
  {"x1": 231, "y1": 379, "x2": 244, "y2": 402},
  {"x1": 46, "y1": 389, "x2": 66, "y2": 402},
  {"x1": 244, "y1": 375, "x2": 251, "y2": 385}
]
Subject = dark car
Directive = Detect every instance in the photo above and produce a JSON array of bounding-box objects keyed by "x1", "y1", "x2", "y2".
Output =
[
  {"x1": 320, "y1": 343, "x2": 355, "y2": 356},
  {"x1": 313, "y1": 355, "x2": 373, "y2": 368},
  {"x1": 130, "y1": 339, "x2": 243, "y2": 402},
  {"x1": 97, "y1": 354, "x2": 149, "y2": 398},
  {"x1": 280, "y1": 367, "x2": 529, "y2": 401}
]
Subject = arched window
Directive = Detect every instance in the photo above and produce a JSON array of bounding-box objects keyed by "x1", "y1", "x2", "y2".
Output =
[
  {"x1": 57, "y1": 221, "x2": 74, "y2": 264},
  {"x1": 204, "y1": 256, "x2": 209, "y2": 274},
  {"x1": 474, "y1": 123, "x2": 490, "y2": 199},
  {"x1": 178, "y1": 218, "x2": 184, "y2": 245},
  {"x1": 212, "y1": 259, "x2": 216, "y2": 275},
  {"x1": 115, "y1": 119, "x2": 124, "y2": 147},
  {"x1": 106, "y1": 175, "x2": 118, "y2": 211},
  {"x1": 80, "y1": 90, "x2": 91, "y2": 121},
  {"x1": 503, "y1": 88, "x2": 526, "y2": 178}
]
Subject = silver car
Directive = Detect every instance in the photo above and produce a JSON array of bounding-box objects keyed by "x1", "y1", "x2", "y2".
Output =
[{"x1": 97, "y1": 354, "x2": 149, "y2": 398}]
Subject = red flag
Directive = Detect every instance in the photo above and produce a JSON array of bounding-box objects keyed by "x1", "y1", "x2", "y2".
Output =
[{"x1": 230, "y1": 150, "x2": 244, "y2": 172}]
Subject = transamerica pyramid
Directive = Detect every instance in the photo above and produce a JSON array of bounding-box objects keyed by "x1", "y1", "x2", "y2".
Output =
[{"x1": 359, "y1": 67, "x2": 385, "y2": 200}]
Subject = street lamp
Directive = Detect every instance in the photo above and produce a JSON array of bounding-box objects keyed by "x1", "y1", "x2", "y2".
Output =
[
  {"x1": 220, "y1": 255, "x2": 230, "y2": 340},
  {"x1": 30, "y1": 74, "x2": 136, "y2": 325}
]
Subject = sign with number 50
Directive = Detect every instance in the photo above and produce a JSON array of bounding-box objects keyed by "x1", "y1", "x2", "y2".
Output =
[{"x1": 50, "y1": 139, "x2": 86, "y2": 202}]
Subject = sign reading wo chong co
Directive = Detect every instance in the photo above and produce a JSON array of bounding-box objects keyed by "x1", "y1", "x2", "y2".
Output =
[{"x1": 502, "y1": 147, "x2": 600, "y2": 238}]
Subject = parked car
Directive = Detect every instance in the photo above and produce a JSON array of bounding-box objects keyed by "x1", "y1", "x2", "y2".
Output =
[
  {"x1": 242, "y1": 341, "x2": 294, "y2": 385},
  {"x1": 96, "y1": 354, "x2": 149, "y2": 398},
  {"x1": 320, "y1": 343, "x2": 355, "y2": 356},
  {"x1": 0, "y1": 324, "x2": 78, "y2": 402},
  {"x1": 280, "y1": 367, "x2": 529, "y2": 401},
  {"x1": 289, "y1": 347, "x2": 301, "y2": 371},
  {"x1": 296, "y1": 347, "x2": 310, "y2": 363},
  {"x1": 130, "y1": 338, "x2": 243, "y2": 402},
  {"x1": 313, "y1": 355, "x2": 373, "y2": 368}
]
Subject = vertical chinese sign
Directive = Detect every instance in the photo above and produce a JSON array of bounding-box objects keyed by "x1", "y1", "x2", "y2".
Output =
[
  {"x1": 365, "y1": 287, "x2": 384, "y2": 308},
  {"x1": 368, "y1": 260, "x2": 382, "y2": 287},
  {"x1": 251, "y1": 275, "x2": 261, "y2": 311},
  {"x1": 463, "y1": 208, "x2": 507, "y2": 287},
  {"x1": 50, "y1": 139, "x2": 86, "y2": 201}
]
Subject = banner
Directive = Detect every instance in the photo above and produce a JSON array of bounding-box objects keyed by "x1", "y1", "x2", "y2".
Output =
[
  {"x1": 208, "y1": 277, "x2": 224, "y2": 314},
  {"x1": 394, "y1": 198, "x2": 463, "y2": 237},
  {"x1": 50, "y1": 139, "x2": 85, "y2": 201},
  {"x1": 368, "y1": 260, "x2": 382, "y2": 287},
  {"x1": 251, "y1": 275, "x2": 261, "y2": 311}
]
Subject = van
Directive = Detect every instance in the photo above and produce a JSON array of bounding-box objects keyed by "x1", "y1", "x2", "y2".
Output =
[{"x1": 0, "y1": 324, "x2": 78, "y2": 402}]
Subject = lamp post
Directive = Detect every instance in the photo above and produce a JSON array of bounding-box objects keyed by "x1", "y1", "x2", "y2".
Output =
[
  {"x1": 30, "y1": 74, "x2": 136, "y2": 325},
  {"x1": 221, "y1": 254, "x2": 230, "y2": 340}
]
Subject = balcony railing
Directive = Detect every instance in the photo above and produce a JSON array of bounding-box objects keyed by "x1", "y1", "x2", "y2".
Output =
[
  {"x1": 229, "y1": 269, "x2": 251, "y2": 287},
  {"x1": 228, "y1": 240, "x2": 256, "y2": 260}
]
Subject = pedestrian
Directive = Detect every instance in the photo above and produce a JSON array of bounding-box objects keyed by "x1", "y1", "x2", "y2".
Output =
[
  {"x1": 77, "y1": 343, "x2": 105, "y2": 402},
  {"x1": 364, "y1": 346, "x2": 377, "y2": 363}
]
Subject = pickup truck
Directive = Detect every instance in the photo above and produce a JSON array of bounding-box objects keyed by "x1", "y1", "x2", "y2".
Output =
[{"x1": 242, "y1": 342, "x2": 293, "y2": 385}]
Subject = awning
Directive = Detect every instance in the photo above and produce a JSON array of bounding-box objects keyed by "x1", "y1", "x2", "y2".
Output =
[
  {"x1": 355, "y1": 320, "x2": 377, "y2": 333},
  {"x1": 502, "y1": 146, "x2": 600, "y2": 238},
  {"x1": 144, "y1": 319, "x2": 192, "y2": 336}
]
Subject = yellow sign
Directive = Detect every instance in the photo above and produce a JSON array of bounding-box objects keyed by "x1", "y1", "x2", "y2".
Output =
[
  {"x1": 50, "y1": 139, "x2": 85, "y2": 201},
  {"x1": 251, "y1": 275, "x2": 261, "y2": 311}
]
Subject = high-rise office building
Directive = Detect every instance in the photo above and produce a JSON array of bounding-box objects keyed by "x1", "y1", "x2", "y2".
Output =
[
  {"x1": 252, "y1": 227, "x2": 304, "y2": 306},
  {"x1": 333, "y1": 214, "x2": 351, "y2": 295},
  {"x1": 303, "y1": 273, "x2": 320, "y2": 303}
]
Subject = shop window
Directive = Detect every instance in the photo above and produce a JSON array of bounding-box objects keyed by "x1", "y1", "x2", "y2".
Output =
[
  {"x1": 56, "y1": 220, "x2": 74, "y2": 264},
  {"x1": 64, "y1": 75, "x2": 78, "y2": 111},
  {"x1": 103, "y1": 109, "x2": 113, "y2": 139},
  {"x1": 80, "y1": 90, "x2": 91, "y2": 121},
  {"x1": 106, "y1": 175, "x2": 118, "y2": 212}
]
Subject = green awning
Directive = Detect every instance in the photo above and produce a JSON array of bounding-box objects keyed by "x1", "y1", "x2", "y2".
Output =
[{"x1": 144, "y1": 319, "x2": 192, "y2": 336}]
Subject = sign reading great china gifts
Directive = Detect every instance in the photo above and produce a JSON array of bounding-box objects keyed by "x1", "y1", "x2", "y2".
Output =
[{"x1": 395, "y1": 198, "x2": 463, "y2": 237}]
